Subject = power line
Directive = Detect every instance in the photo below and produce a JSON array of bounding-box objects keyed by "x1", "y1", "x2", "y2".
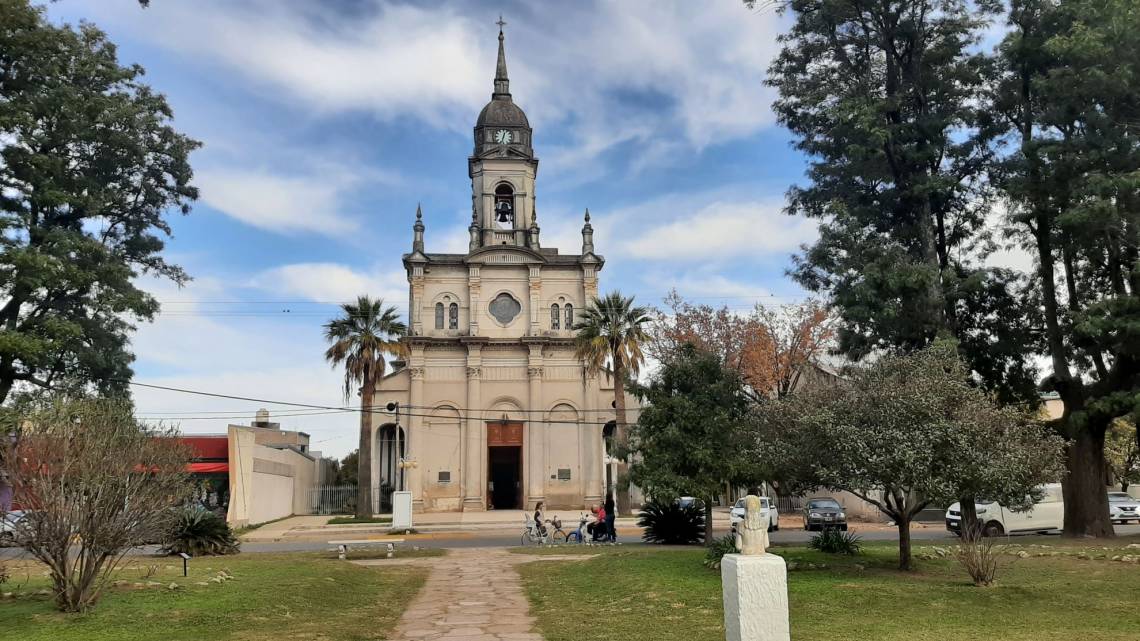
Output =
[{"x1": 127, "y1": 381, "x2": 625, "y2": 426}]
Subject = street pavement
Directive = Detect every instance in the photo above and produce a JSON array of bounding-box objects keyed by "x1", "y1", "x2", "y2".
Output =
[{"x1": 5, "y1": 522, "x2": 1137, "y2": 559}]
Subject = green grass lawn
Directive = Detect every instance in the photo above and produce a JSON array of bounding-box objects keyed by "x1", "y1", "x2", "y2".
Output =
[
  {"x1": 0, "y1": 552, "x2": 426, "y2": 641},
  {"x1": 518, "y1": 537, "x2": 1140, "y2": 641}
]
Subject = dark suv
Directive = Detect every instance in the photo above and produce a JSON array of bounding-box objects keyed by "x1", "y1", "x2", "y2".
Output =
[{"x1": 803, "y1": 497, "x2": 847, "y2": 531}]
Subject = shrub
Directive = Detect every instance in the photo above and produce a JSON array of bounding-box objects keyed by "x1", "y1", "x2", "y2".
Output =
[
  {"x1": 703, "y1": 534, "x2": 737, "y2": 569},
  {"x1": 954, "y1": 528, "x2": 1004, "y2": 586},
  {"x1": 638, "y1": 500, "x2": 705, "y2": 545},
  {"x1": 162, "y1": 507, "x2": 240, "y2": 556},
  {"x1": 809, "y1": 528, "x2": 862, "y2": 555}
]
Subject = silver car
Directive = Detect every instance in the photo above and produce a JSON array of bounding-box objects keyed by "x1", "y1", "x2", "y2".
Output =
[{"x1": 1108, "y1": 492, "x2": 1140, "y2": 524}]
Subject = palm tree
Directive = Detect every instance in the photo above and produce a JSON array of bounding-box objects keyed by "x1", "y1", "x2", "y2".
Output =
[
  {"x1": 573, "y1": 291, "x2": 651, "y2": 513},
  {"x1": 324, "y1": 296, "x2": 406, "y2": 520}
]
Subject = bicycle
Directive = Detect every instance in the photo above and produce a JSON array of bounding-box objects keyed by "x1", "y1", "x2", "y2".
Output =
[
  {"x1": 521, "y1": 516, "x2": 552, "y2": 546},
  {"x1": 547, "y1": 515, "x2": 568, "y2": 543}
]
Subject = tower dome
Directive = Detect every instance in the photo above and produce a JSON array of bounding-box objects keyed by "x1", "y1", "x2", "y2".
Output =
[{"x1": 472, "y1": 21, "x2": 533, "y2": 158}]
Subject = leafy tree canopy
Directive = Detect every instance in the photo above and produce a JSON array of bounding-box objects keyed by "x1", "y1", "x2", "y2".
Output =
[
  {"x1": 0, "y1": 0, "x2": 199, "y2": 403},
  {"x1": 629, "y1": 344, "x2": 757, "y2": 542},
  {"x1": 757, "y1": 341, "x2": 1064, "y2": 569}
]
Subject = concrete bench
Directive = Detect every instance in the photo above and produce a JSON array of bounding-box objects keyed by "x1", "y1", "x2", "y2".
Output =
[{"x1": 328, "y1": 538, "x2": 406, "y2": 560}]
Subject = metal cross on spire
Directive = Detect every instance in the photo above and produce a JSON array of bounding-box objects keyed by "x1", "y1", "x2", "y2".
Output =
[{"x1": 496, "y1": 15, "x2": 506, "y2": 34}]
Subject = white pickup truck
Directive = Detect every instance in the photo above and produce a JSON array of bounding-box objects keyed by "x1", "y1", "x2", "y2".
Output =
[{"x1": 945, "y1": 483, "x2": 1064, "y2": 536}]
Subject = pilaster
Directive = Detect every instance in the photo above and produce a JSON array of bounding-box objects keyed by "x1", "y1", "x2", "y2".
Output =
[
  {"x1": 583, "y1": 369, "x2": 604, "y2": 505},
  {"x1": 463, "y1": 342, "x2": 485, "y2": 511},
  {"x1": 407, "y1": 344, "x2": 425, "y2": 511},
  {"x1": 467, "y1": 265, "x2": 482, "y2": 336},
  {"x1": 526, "y1": 343, "x2": 545, "y2": 508},
  {"x1": 410, "y1": 265, "x2": 426, "y2": 335},
  {"x1": 528, "y1": 264, "x2": 541, "y2": 336}
]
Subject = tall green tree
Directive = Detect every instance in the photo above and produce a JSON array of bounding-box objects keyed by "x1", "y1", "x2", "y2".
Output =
[
  {"x1": 573, "y1": 291, "x2": 651, "y2": 513},
  {"x1": 764, "y1": 0, "x2": 1038, "y2": 404},
  {"x1": 0, "y1": 0, "x2": 199, "y2": 403},
  {"x1": 993, "y1": 0, "x2": 1140, "y2": 537},
  {"x1": 323, "y1": 296, "x2": 406, "y2": 520},
  {"x1": 629, "y1": 345, "x2": 755, "y2": 544},
  {"x1": 762, "y1": 0, "x2": 1045, "y2": 536},
  {"x1": 758, "y1": 341, "x2": 1064, "y2": 570}
]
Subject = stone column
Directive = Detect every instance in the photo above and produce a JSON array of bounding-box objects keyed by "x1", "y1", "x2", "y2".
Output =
[
  {"x1": 463, "y1": 342, "x2": 484, "y2": 511},
  {"x1": 526, "y1": 343, "x2": 545, "y2": 508},
  {"x1": 582, "y1": 369, "x2": 603, "y2": 506},
  {"x1": 407, "y1": 344, "x2": 425, "y2": 512}
]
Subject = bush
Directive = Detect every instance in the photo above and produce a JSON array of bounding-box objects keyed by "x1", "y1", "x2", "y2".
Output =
[
  {"x1": 637, "y1": 500, "x2": 705, "y2": 545},
  {"x1": 954, "y1": 528, "x2": 1004, "y2": 586},
  {"x1": 162, "y1": 507, "x2": 240, "y2": 556},
  {"x1": 809, "y1": 528, "x2": 862, "y2": 555},
  {"x1": 703, "y1": 534, "x2": 737, "y2": 569}
]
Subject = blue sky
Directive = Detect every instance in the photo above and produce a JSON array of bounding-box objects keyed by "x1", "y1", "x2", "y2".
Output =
[{"x1": 45, "y1": 0, "x2": 823, "y2": 457}]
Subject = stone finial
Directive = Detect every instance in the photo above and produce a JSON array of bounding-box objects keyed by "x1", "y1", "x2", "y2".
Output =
[
  {"x1": 412, "y1": 203, "x2": 425, "y2": 253},
  {"x1": 735, "y1": 495, "x2": 769, "y2": 555},
  {"x1": 581, "y1": 208, "x2": 594, "y2": 255}
]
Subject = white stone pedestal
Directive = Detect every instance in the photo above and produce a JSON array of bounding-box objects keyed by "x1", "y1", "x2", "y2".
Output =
[{"x1": 721, "y1": 553, "x2": 790, "y2": 641}]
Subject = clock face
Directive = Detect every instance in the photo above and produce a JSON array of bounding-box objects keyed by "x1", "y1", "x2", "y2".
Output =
[{"x1": 495, "y1": 129, "x2": 512, "y2": 144}]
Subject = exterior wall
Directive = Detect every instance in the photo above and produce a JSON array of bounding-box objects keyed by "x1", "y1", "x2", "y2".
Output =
[{"x1": 225, "y1": 425, "x2": 317, "y2": 527}]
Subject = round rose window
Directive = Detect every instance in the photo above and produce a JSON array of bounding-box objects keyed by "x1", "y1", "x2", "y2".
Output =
[{"x1": 488, "y1": 292, "x2": 522, "y2": 325}]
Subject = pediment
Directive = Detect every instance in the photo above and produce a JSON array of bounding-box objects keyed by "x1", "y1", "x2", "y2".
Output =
[{"x1": 464, "y1": 246, "x2": 546, "y2": 265}]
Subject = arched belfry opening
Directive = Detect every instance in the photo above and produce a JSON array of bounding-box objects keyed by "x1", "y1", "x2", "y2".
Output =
[{"x1": 494, "y1": 183, "x2": 514, "y2": 229}]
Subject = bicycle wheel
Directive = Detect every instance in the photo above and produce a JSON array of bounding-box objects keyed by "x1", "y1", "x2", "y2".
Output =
[
  {"x1": 521, "y1": 532, "x2": 531, "y2": 546},
  {"x1": 552, "y1": 528, "x2": 567, "y2": 543}
]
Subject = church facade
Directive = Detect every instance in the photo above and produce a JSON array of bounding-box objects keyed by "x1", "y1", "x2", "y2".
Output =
[{"x1": 371, "y1": 26, "x2": 634, "y2": 513}]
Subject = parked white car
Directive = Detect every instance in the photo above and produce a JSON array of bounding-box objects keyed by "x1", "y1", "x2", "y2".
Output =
[
  {"x1": 729, "y1": 496, "x2": 779, "y2": 532},
  {"x1": 945, "y1": 483, "x2": 1064, "y2": 536},
  {"x1": 0, "y1": 510, "x2": 25, "y2": 546},
  {"x1": 1108, "y1": 492, "x2": 1140, "y2": 524}
]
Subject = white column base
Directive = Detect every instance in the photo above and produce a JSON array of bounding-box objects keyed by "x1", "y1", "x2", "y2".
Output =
[{"x1": 721, "y1": 553, "x2": 790, "y2": 641}]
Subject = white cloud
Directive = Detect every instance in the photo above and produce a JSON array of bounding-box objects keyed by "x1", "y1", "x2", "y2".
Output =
[
  {"x1": 76, "y1": 0, "x2": 785, "y2": 169},
  {"x1": 249, "y1": 263, "x2": 408, "y2": 308},
  {"x1": 195, "y1": 167, "x2": 365, "y2": 236},
  {"x1": 616, "y1": 199, "x2": 816, "y2": 263}
]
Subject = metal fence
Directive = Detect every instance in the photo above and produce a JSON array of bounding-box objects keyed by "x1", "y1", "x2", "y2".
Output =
[{"x1": 307, "y1": 485, "x2": 394, "y2": 515}]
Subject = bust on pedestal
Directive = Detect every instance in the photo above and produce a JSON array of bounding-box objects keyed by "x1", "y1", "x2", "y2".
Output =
[{"x1": 721, "y1": 495, "x2": 790, "y2": 641}]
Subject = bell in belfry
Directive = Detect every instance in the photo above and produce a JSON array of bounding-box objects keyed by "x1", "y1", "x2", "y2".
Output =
[{"x1": 495, "y1": 200, "x2": 513, "y2": 224}]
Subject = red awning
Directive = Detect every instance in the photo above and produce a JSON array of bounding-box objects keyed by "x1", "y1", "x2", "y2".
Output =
[{"x1": 188, "y1": 462, "x2": 229, "y2": 474}]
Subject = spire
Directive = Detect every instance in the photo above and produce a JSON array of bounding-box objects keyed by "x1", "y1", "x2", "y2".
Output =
[
  {"x1": 581, "y1": 208, "x2": 594, "y2": 255},
  {"x1": 493, "y1": 15, "x2": 510, "y2": 98},
  {"x1": 412, "y1": 203, "x2": 425, "y2": 253}
]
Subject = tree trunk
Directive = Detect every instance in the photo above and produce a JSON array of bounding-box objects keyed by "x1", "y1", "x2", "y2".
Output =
[
  {"x1": 958, "y1": 495, "x2": 979, "y2": 538},
  {"x1": 356, "y1": 369, "x2": 374, "y2": 520},
  {"x1": 704, "y1": 500, "x2": 714, "y2": 546},
  {"x1": 612, "y1": 354, "x2": 631, "y2": 516},
  {"x1": 1063, "y1": 427, "x2": 1114, "y2": 538},
  {"x1": 897, "y1": 514, "x2": 914, "y2": 571}
]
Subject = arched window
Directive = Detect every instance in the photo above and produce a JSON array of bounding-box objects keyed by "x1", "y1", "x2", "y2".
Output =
[
  {"x1": 448, "y1": 302, "x2": 459, "y2": 329},
  {"x1": 550, "y1": 304, "x2": 560, "y2": 330},
  {"x1": 434, "y1": 303, "x2": 444, "y2": 329},
  {"x1": 564, "y1": 303, "x2": 573, "y2": 329}
]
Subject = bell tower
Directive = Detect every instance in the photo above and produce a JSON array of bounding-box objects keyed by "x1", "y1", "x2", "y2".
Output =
[{"x1": 468, "y1": 18, "x2": 539, "y2": 251}]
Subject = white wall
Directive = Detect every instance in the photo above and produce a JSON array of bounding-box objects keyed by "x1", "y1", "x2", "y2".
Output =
[{"x1": 249, "y1": 472, "x2": 294, "y2": 524}]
